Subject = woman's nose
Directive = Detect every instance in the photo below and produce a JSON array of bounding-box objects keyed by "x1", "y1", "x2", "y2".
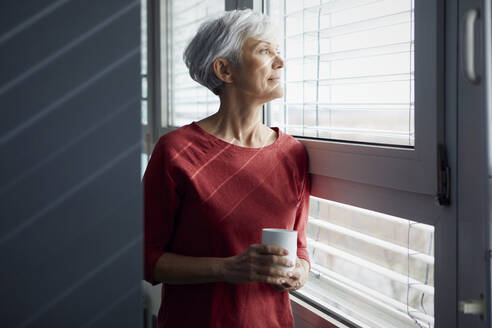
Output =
[{"x1": 273, "y1": 54, "x2": 284, "y2": 70}]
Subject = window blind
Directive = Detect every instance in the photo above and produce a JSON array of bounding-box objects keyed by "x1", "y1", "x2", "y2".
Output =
[
  {"x1": 167, "y1": 0, "x2": 224, "y2": 127},
  {"x1": 305, "y1": 197, "x2": 434, "y2": 328},
  {"x1": 267, "y1": 0, "x2": 415, "y2": 146}
]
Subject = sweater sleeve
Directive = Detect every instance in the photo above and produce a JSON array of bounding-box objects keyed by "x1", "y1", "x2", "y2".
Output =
[
  {"x1": 294, "y1": 150, "x2": 311, "y2": 271},
  {"x1": 143, "y1": 140, "x2": 181, "y2": 285}
]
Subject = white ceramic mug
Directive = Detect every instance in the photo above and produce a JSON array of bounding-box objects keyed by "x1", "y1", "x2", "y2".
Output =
[{"x1": 261, "y1": 228, "x2": 297, "y2": 272}]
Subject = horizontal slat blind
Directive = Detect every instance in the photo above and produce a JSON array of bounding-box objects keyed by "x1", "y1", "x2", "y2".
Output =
[
  {"x1": 167, "y1": 0, "x2": 224, "y2": 126},
  {"x1": 267, "y1": 0, "x2": 415, "y2": 146},
  {"x1": 304, "y1": 196, "x2": 434, "y2": 328},
  {"x1": 308, "y1": 263, "x2": 434, "y2": 326},
  {"x1": 307, "y1": 237, "x2": 433, "y2": 295},
  {"x1": 308, "y1": 217, "x2": 434, "y2": 265}
]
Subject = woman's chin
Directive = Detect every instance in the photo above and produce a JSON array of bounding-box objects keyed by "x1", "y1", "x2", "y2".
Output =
[
  {"x1": 271, "y1": 90, "x2": 284, "y2": 100},
  {"x1": 261, "y1": 93, "x2": 283, "y2": 104},
  {"x1": 247, "y1": 88, "x2": 283, "y2": 103}
]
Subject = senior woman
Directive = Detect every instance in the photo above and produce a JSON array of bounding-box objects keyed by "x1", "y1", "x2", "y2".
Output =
[{"x1": 144, "y1": 9, "x2": 311, "y2": 328}]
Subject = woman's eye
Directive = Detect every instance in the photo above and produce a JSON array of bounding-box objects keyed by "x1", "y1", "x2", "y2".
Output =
[{"x1": 261, "y1": 49, "x2": 269, "y2": 54}]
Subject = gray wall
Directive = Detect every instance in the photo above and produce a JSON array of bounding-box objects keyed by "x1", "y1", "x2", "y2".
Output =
[{"x1": 0, "y1": 0, "x2": 142, "y2": 327}]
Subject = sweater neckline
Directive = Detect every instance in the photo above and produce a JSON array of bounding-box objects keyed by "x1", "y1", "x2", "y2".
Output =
[{"x1": 190, "y1": 121, "x2": 282, "y2": 152}]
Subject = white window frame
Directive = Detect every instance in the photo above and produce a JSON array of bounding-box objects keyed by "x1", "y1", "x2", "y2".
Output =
[
  {"x1": 253, "y1": 1, "x2": 455, "y2": 327},
  {"x1": 263, "y1": 0, "x2": 442, "y2": 219}
]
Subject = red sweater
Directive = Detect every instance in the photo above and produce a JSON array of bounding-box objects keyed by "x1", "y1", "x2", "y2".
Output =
[{"x1": 143, "y1": 121, "x2": 311, "y2": 328}]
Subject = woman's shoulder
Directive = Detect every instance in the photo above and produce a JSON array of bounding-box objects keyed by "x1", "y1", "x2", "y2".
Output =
[
  {"x1": 156, "y1": 123, "x2": 196, "y2": 151},
  {"x1": 279, "y1": 133, "x2": 308, "y2": 160},
  {"x1": 272, "y1": 131, "x2": 309, "y2": 182},
  {"x1": 148, "y1": 124, "x2": 197, "y2": 166}
]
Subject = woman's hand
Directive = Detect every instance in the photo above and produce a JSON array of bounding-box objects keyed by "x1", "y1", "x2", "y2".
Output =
[
  {"x1": 270, "y1": 257, "x2": 309, "y2": 292},
  {"x1": 220, "y1": 244, "x2": 295, "y2": 285}
]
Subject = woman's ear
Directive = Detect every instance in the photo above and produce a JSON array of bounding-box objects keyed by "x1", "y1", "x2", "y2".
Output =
[{"x1": 212, "y1": 58, "x2": 234, "y2": 83}]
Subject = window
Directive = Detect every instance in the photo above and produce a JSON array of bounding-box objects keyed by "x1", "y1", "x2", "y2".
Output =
[
  {"x1": 166, "y1": 0, "x2": 224, "y2": 127},
  {"x1": 264, "y1": 1, "x2": 442, "y2": 326},
  {"x1": 264, "y1": 1, "x2": 443, "y2": 327},
  {"x1": 267, "y1": 0, "x2": 439, "y2": 197},
  {"x1": 142, "y1": 0, "x2": 149, "y2": 128},
  {"x1": 141, "y1": 0, "x2": 149, "y2": 178},
  {"x1": 304, "y1": 197, "x2": 434, "y2": 327},
  {"x1": 268, "y1": 0, "x2": 415, "y2": 147}
]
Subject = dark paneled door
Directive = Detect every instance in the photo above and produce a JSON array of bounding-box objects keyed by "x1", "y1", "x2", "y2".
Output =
[
  {"x1": 0, "y1": 1, "x2": 142, "y2": 327},
  {"x1": 457, "y1": 0, "x2": 491, "y2": 327}
]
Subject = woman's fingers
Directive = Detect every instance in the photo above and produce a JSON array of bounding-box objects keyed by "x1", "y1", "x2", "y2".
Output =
[
  {"x1": 270, "y1": 268, "x2": 304, "y2": 291},
  {"x1": 223, "y1": 244, "x2": 302, "y2": 286},
  {"x1": 254, "y1": 264, "x2": 288, "y2": 278},
  {"x1": 268, "y1": 277, "x2": 301, "y2": 292},
  {"x1": 252, "y1": 244, "x2": 288, "y2": 256},
  {"x1": 261, "y1": 271, "x2": 301, "y2": 290},
  {"x1": 249, "y1": 245, "x2": 293, "y2": 269},
  {"x1": 286, "y1": 271, "x2": 301, "y2": 280},
  {"x1": 282, "y1": 276, "x2": 299, "y2": 286},
  {"x1": 263, "y1": 267, "x2": 304, "y2": 291},
  {"x1": 254, "y1": 254, "x2": 294, "y2": 268},
  {"x1": 254, "y1": 273, "x2": 288, "y2": 285}
]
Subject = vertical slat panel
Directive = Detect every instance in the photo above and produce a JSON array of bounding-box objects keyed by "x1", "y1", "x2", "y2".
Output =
[{"x1": 0, "y1": 0, "x2": 142, "y2": 327}]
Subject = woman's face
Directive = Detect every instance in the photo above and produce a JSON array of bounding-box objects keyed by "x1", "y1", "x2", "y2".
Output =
[{"x1": 231, "y1": 37, "x2": 284, "y2": 103}]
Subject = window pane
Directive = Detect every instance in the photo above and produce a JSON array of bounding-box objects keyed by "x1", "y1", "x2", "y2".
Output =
[
  {"x1": 167, "y1": 0, "x2": 224, "y2": 127},
  {"x1": 142, "y1": 76, "x2": 148, "y2": 99},
  {"x1": 141, "y1": 152, "x2": 148, "y2": 180},
  {"x1": 267, "y1": 0, "x2": 415, "y2": 146},
  {"x1": 304, "y1": 196, "x2": 434, "y2": 327},
  {"x1": 141, "y1": 99, "x2": 148, "y2": 125},
  {"x1": 141, "y1": 0, "x2": 147, "y2": 75},
  {"x1": 141, "y1": 0, "x2": 148, "y2": 127}
]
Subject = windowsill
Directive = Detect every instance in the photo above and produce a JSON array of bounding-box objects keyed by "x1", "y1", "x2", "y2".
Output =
[{"x1": 290, "y1": 293, "x2": 352, "y2": 328}]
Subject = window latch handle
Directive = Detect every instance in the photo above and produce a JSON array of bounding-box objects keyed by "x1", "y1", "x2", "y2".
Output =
[
  {"x1": 462, "y1": 8, "x2": 482, "y2": 84},
  {"x1": 436, "y1": 144, "x2": 450, "y2": 206},
  {"x1": 458, "y1": 298, "x2": 485, "y2": 318}
]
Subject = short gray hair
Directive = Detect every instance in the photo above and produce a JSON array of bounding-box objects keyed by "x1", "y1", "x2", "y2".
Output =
[{"x1": 183, "y1": 9, "x2": 278, "y2": 96}]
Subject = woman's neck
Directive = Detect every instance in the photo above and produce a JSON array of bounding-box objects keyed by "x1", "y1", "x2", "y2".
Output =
[{"x1": 196, "y1": 92, "x2": 275, "y2": 148}]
